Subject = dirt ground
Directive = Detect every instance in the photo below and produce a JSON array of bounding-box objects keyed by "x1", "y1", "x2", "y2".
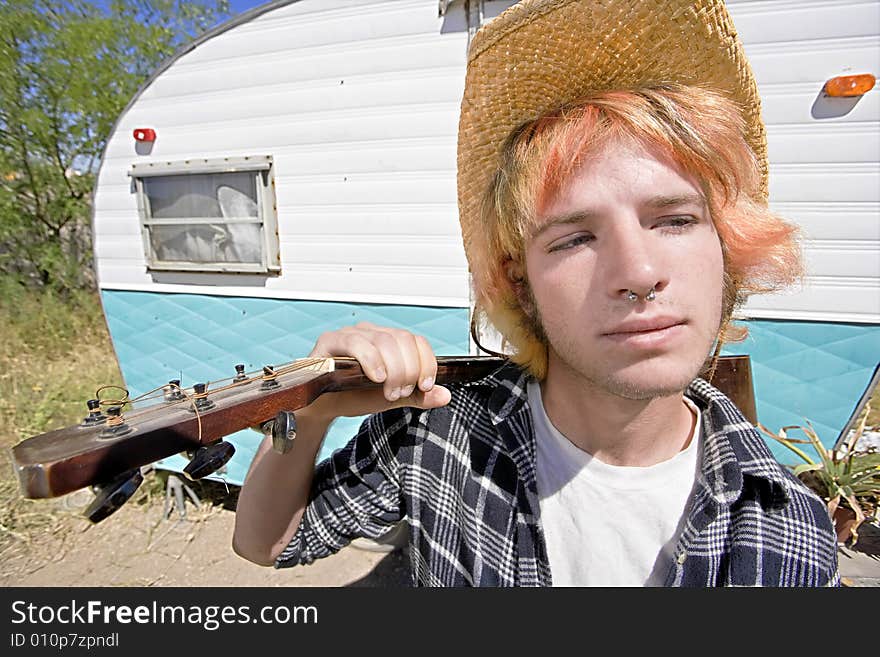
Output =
[
  {"x1": 2, "y1": 470, "x2": 877, "y2": 588},
  {"x1": 0, "y1": 472, "x2": 410, "y2": 588}
]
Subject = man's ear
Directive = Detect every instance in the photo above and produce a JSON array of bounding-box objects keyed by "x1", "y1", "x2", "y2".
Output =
[
  {"x1": 503, "y1": 258, "x2": 524, "y2": 284},
  {"x1": 503, "y1": 258, "x2": 534, "y2": 313}
]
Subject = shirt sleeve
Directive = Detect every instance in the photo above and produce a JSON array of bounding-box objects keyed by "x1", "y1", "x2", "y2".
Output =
[{"x1": 274, "y1": 406, "x2": 411, "y2": 568}]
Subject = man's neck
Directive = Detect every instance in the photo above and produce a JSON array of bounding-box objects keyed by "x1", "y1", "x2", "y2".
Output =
[{"x1": 539, "y1": 360, "x2": 697, "y2": 468}]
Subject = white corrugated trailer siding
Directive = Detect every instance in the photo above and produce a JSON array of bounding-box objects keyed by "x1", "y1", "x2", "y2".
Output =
[
  {"x1": 92, "y1": 0, "x2": 879, "y2": 480},
  {"x1": 95, "y1": 0, "x2": 474, "y2": 306},
  {"x1": 728, "y1": 0, "x2": 880, "y2": 323}
]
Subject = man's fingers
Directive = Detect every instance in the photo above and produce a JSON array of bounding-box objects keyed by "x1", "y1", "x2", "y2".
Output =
[
  {"x1": 371, "y1": 330, "x2": 410, "y2": 401},
  {"x1": 414, "y1": 334, "x2": 438, "y2": 392},
  {"x1": 310, "y1": 329, "x2": 388, "y2": 383},
  {"x1": 384, "y1": 329, "x2": 424, "y2": 400},
  {"x1": 307, "y1": 323, "x2": 438, "y2": 409}
]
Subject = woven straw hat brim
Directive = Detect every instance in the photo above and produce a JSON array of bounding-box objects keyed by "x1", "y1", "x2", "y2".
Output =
[{"x1": 456, "y1": 0, "x2": 767, "y2": 269}]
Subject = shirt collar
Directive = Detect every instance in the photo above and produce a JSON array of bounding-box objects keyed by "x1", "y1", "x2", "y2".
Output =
[
  {"x1": 456, "y1": 359, "x2": 530, "y2": 423},
  {"x1": 686, "y1": 378, "x2": 792, "y2": 512}
]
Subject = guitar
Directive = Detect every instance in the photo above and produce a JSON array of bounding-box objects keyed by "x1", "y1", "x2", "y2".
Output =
[{"x1": 10, "y1": 354, "x2": 756, "y2": 522}]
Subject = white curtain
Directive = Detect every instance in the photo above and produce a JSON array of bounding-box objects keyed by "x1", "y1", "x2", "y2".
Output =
[{"x1": 145, "y1": 173, "x2": 263, "y2": 265}]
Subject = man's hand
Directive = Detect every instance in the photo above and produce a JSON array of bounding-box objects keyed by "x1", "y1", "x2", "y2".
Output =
[
  {"x1": 235, "y1": 321, "x2": 449, "y2": 566},
  {"x1": 301, "y1": 322, "x2": 452, "y2": 422}
]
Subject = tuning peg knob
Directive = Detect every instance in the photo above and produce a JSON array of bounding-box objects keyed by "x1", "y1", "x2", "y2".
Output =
[
  {"x1": 183, "y1": 441, "x2": 235, "y2": 481},
  {"x1": 271, "y1": 410, "x2": 297, "y2": 454},
  {"x1": 188, "y1": 382, "x2": 215, "y2": 412},
  {"x1": 82, "y1": 399, "x2": 106, "y2": 426},
  {"x1": 100, "y1": 406, "x2": 132, "y2": 438},
  {"x1": 83, "y1": 468, "x2": 144, "y2": 523},
  {"x1": 165, "y1": 379, "x2": 184, "y2": 401},
  {"x1": 261, "y1": 365, "x2": 280, "y2": 390}
]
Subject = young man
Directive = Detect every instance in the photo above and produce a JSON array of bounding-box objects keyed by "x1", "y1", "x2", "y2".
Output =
[{"x1": 233, "y1": 0, "x2": 839, "y2": 586}]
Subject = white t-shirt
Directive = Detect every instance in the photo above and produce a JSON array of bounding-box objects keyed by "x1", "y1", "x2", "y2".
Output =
[{"x1": 529, "y1": 381, "x2": 701, "y2": 586}]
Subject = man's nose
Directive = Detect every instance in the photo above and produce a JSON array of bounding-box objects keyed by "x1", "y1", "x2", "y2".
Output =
[{"x1": 604, "y1": 224, "x2": 668, "y2": 301}]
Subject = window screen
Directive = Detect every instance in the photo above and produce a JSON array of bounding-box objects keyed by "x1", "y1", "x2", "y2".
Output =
[{"x1": 132, "y1": 157, "x2": 280, "y2": 273}]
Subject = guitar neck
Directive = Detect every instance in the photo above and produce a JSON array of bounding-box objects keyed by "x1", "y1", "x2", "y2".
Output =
[
  {"x1": 12, "y1": 353, "x2": 755, "y2": 501},
  {"x1": 12, "y1": 356, "x2": 507, "y2": 499}
]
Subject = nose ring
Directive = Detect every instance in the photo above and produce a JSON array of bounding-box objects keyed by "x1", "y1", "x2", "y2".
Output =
[{"x1": 627, "y1": 287, "x2": 656, "y2": 302}]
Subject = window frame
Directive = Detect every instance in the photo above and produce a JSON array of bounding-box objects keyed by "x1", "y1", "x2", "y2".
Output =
[{"x1": 130, "y1": 155, "x2": 281, "y2": 274}]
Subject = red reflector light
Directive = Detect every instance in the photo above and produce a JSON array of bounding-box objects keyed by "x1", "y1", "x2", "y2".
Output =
[
  {"x1": 824, "y1": 74, "x2": 876, "y2": 97},
  {"x1": 133, "y1": 128, "x2": 156, "y2": 142}
]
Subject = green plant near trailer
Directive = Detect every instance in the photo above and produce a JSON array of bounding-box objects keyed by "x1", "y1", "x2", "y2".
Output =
[{"x1": 760, "y1": 411, "x2": 880, "y2": 545}]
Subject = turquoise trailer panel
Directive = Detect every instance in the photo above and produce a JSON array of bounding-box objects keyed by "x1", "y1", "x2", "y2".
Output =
[
  {"x1": 101, "y1": 290, "x2": 470, "y2": 485},
  {"x1": 723, "y1": 319, "x2": 879, "y2": 464}
]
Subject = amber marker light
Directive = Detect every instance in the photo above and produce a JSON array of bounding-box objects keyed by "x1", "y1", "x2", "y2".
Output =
[{"x1": 824, "y1": 73, "x2": 876, "y2": 97}]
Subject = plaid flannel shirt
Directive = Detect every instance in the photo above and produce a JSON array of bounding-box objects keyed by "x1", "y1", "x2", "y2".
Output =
[{"x1": 276, "y1": 362, "x2": 840, "y2": 586}]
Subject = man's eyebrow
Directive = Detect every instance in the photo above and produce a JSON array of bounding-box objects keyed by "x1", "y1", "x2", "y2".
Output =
[
  {"x1": 644, "y1": 193, "x2": 707, "y2": 210},
  {"x1": 531, "y1": 210, "x2": 598, "y2": 239}
]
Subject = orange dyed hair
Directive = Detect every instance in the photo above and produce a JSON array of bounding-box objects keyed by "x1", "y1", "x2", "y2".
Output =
[{"x1": 472, "y1": 85, "x2": 802, "y2": 379}]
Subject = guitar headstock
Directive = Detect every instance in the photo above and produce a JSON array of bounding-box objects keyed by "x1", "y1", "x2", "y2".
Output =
[{"x1": 11, "y1": 358, "x2": 339, "y2": 519}]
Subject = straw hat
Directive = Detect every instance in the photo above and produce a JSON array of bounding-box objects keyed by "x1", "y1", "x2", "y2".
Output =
[{"x1": 456, "y1": 0, "x2": 767, "y2": 268}]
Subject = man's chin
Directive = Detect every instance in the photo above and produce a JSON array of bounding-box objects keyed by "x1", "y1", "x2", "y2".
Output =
[
  {"x1": 547, "y1": 342, "x2": 712, "y2": 400},
  {"x1": 588, "y1": 360, "x2": 704, "y2": 401},
  {"x1": 598, "y1": 377, "x2": 694, "y2": 401}
]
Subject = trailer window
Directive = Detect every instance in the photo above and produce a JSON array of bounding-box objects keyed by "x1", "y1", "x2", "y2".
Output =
[{"x1": 131, "y1": 156, "x2": 280, "y2": 273}]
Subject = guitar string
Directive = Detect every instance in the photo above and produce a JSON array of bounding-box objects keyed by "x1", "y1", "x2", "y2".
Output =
[
  {"x1": 88, "y1": 355, "x2": 408, "y2": 448},
  {"x1": 88, "y1": 358, "x2": 334, "y2": 452},
  {"x1": 125, "y1": 356, "x2": 338, "y2": 407},
  {"x1": 95, "y1": 357, "x2": 325, "y2": 410},
  {"x1": 95, "y1": 381, "x2": 208, "y2": 443},
  {"x1": 92, "y1": 357, "x2": 335, "y2": 435},
  {"x1": 92, "y1": 355, "x2": 418, "y2": 421}
]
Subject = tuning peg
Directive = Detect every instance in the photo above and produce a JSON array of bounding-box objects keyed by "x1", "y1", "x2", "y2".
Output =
[
  {"x1": 100, "y1": 406, "x2": 132, "y2": 438},
  {"x1": 261, "y1": 365, "x2": 280, "y2": 390},
  {"x1": 81, "y1": 399, "x2": 106, "y2": 426},
  {"x1": 164, "y1": 379, "x2": 184, "y2": 402},
  {"x1": 189, "y1": 382, "x2": 215, "y2": 412},
  {"x1": 83, "y1": 468, "x2": 144, "y2": 523},
  {"x1": 270, "y1": 410, "x2": 297, "y2": 454},
  {"x1": 183, "y1": 441, "x2": 235, "y2": 481},
  {"x1": 233, "y1": 364, "x2": 247, "y2": 382}
]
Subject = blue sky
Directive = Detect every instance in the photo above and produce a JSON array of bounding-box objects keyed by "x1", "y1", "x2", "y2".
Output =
[{"x1": 227, "y1": 0, "x2": 271, "y2": 17}]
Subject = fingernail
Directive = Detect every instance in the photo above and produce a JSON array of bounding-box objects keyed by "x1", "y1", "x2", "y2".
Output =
[
  {"x1": 375, "y1": 367, "x2": 386, "y2": 381},
  {"x1": 388, "y1": 387, "x2": 401, "y2": 401},
  {"x1": 401, "y1": 384, "x2": 414, "y2": 397},
  {"x1": 420, "y1": 377, "x2": 434, "y2": 391}
]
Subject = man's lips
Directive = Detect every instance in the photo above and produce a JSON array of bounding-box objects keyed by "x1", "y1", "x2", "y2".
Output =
[
  {"x1": 601, "y1": 317, "x2": 687, "y2": 346},
  {"x1": 603, "y1": 316, "x2": 686, "y2": 335}
]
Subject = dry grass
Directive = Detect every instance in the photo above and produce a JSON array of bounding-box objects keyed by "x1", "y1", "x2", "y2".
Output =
[
  {"x1": 0, "y1": 287, "x2": 126, "y2": 563},
  {"x1": 868, "y1": 389, "x2": 880, "y2": 428},
  {"x1": 0, "y1": 287, "x2": 242, "y2": 577}
]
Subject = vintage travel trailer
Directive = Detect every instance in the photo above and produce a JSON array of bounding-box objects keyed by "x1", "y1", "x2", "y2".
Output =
[{"x1": 91, "y1": 0, "x2": 879, "y2": 484}]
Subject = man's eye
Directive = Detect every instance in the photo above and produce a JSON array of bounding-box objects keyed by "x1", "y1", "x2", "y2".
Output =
[
  {"x1": 658, "y1": 216, "x2": 697, "y2": 231},
  {"x1": 548, "y1": 234, "x2": 594, "y2": 252}
]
